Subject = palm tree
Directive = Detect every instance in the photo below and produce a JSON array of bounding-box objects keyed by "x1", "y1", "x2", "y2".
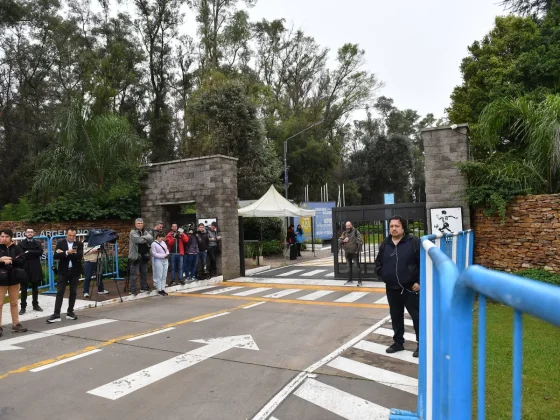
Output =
[
  {"x1": 32, "y1": 103, "x2": 145, "y2": 198},
  {"x1": 478, "y1": 95, "x2": 560, "y2": 192}
]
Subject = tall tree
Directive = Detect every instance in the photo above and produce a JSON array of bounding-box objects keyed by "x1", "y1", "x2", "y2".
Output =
[
  {"x1": 501, "y1": 0, "x2": 560, "y2": 15},
  {"x1": 135, "y1": 0, "x2": 181, "y2": 162}
]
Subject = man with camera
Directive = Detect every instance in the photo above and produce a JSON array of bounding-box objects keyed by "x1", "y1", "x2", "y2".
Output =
[
  {"x1": 47, "y1": 227, "x2": 84, "y2": 323},
  {"x1": 128, "y1": 218, "x2": 153, "y2": 295},
  {"x1": 207, "y1": 222, "x2": 221, "y2": 278},
  {"x1": 18, "y1": 228, "x2": 44, "y2": 314},
  {"x1": 166, "y1": 223, "x2": 189, "y2": 286}
]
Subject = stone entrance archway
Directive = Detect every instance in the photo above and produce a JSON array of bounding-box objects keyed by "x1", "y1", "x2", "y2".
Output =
[{"x1": 140, "y1": 155, "x2": 240, "y2": 280}]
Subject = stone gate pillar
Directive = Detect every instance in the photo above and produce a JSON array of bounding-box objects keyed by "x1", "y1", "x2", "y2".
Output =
[
  {"x1": 421, "y1": 124, "x2": 471, "y2": 234},
  {"x1": 140, "y1": 155, "x2": 240, "y2": 280}
]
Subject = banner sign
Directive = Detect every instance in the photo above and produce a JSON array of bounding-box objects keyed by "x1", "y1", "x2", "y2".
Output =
[{"x1": 295, "y1": 202, "x2": 336, "y2": 241}]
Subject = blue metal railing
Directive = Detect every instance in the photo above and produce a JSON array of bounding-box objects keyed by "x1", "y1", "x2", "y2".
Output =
[
  {"x1": 42, "y1": 235, "x2": 121, "y2": 295},
  {"x1": 390, "y1": 230, "x2": 560, "y2": 420}
]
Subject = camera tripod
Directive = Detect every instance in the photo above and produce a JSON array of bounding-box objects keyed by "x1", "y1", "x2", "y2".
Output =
[{"x1": 89, "y1": 244, "x2": 124, "y2": 307}]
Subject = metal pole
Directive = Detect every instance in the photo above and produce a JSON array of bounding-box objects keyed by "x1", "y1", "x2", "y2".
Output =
[
  {"x1": 284, "y1": 140, "x2": 288, "y2": 199},
  {"x1": 326, "y1": 183, "x2": 328, "y2": 201},
  {"x1": 343, "y1": 183, "x2": 346, "y2": 206}
]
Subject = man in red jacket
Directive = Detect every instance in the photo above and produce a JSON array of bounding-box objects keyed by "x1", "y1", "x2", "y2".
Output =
[{"x1": 166, "y1": 223, "x2": 188, "y2": 286}]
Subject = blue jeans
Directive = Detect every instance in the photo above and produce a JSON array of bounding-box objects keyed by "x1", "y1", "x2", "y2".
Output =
[
  {"x1": 198, "y1": 251, "x2": 207, "y2": 270},
  {"x1": 152, "y1": 258, "x2": 169, "y2": 291},
  {"x1": 83, "y1": 261, "x2": 104, "y2": 294},
  {"x1": 184, "y1": 254, "x2": 198, "y2": 279},
  {"x1": 170, "y1": 254, "x2": 183, "y2": 283}
]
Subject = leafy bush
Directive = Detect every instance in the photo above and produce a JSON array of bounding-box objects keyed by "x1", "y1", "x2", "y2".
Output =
[
  {"x1": 515, "y1": 269, "x2": 560, "y2": 286},
  {"x1": 243, "y1": 217, "x2": 283, "y2": 241},
  {"x1": 0, "y1": 198, "x2": 31, "y2": 221},
  {"x1": 261, "y1": 240, "x2": 284, "y2": 256}
]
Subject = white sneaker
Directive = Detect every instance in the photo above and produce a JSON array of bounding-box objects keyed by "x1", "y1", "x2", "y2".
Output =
[
  {"x1": 98, "y1": 290, "x2": 109, "y2": 295},
  {"x1": 83, "y1": 293, "x2": 90, "y2": 298}
]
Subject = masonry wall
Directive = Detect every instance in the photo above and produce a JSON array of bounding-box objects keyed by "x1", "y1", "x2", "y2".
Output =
[
  {"x1": 0, "y1": 219, "x2": 133, "y2": 251},
  {"x1": 422, "y1": 125, "x2": 471, "y2": 233},
  {"x1": 473, "y1": 194, "x2": 560, "y2": 273},
  {"x1": 140, "y1": 155, "x2": 239, "y2": 280}
]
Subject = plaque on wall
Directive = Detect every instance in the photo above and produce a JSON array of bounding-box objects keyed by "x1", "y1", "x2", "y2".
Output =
[{"x1": 430, "y1": 207, "x2": 463, "y2": 234}]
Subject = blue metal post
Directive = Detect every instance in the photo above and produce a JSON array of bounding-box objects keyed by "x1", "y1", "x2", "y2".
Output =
[
  {"x1": 478, "y1": 294, "x2": 487, "y2": 420},
  {"x1": 512, "y1": 310, "x2": 523, "y2": 420}
]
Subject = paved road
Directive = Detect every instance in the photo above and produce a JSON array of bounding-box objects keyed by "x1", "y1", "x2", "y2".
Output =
[{"x1": 0, "y1": 282, "x2": 417, "y2": 420}]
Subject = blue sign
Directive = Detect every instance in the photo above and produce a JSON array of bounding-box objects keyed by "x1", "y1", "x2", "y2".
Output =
[
  {"x1": 294, "y1": 202, "x2": 336, "y2": 240},
  {"x1": 384, "y1": 193, "x2": 395, "y2": 204}
]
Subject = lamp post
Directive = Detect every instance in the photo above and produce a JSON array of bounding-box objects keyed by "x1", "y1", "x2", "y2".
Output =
[{"x1": 283, "y1": 120, "x2": 323, "y2": 199}]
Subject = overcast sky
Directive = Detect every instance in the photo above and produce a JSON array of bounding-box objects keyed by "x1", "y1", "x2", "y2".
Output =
[{"x1": 244, "y1": 0, "x2": 507, "y2": 119}]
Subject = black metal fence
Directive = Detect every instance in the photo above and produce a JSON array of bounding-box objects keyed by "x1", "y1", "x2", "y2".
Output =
[{"x1": 333, "y1": 203, "x2": 427, "y2": 279}]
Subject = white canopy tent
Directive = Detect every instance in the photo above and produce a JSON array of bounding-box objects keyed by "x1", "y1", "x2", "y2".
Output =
[
  {"x1": 238, "y1": 185, "x2": 316, "y2": 218},
  {"x1": 237, "y1": 186, "x2": 317, "y2": 270}
]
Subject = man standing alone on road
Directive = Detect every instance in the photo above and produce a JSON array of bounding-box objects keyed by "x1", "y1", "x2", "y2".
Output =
[
  {"x1": 338, "y1": 221, "x2": 363, "y2": 286},
  {"x1": 374, "y1": 216, "x2": 420, "y2": 357}
]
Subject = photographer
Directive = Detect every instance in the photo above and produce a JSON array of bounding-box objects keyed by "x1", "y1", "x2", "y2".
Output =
[
  {"x1": 0, "y1": 228, "x2": 28, "y2": 335},
  {"x1": 165, "y1": 223, "x2": 188, "y2": 286},
  {"x1": 183, "y1": 227, "x2": 199, "y2": 282},
  {"x1": 82, "y1": 241, "x2": 109, "y2": 298},
  {"x1": 151, "y1": 233, "x2": 169, "y2": 296},
  {"x1": 18, "y1": 228, "x2": 43, "y2": 314},
  {"x1": 128, "y1": 218, "x2": 153, "y2": 295}
]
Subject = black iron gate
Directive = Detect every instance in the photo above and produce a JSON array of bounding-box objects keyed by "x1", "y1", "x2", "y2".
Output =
[{"x1": 333, "y1": 203, "x2": 427, "y2": 279}]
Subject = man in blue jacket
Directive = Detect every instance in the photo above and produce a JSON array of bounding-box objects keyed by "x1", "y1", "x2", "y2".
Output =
[{"x1": 374, "y1": 216, "x2": 420, "y2": 357}]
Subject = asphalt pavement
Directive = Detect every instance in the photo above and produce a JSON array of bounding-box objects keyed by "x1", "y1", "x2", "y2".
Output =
[{"x1": 0, "y1": 281, "x2": 417, "y2": 420}]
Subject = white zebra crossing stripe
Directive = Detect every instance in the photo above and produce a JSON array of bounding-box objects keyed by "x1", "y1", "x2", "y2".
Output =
[
  {"x1": 375, "y1": 296, "x2": 388, "y2": 304},
  {"x1": 404, "y1": 319, "x2": 414, "y2": 327},
  {"x1": 294, "y1": 378, "x2": 390, "y2": 419},
  {"x1": 354, "y1": 340, "x2": 418, "y2": 364},
  {"x1": 263, "y1": 289, "x2": 302, "y2": 298},
  {"x1": 202, "y1": 287, "x2": 244, "y2": 295},
  {"x1": 325, "y1": 272, "x2": 335, "y2": 277},
  {"x1": 297, "y1": 290, "x2": 335, "y2": 301},
  {"x1": 277, "y1": 270, "x2": 304, "y2": 277},
  {"x1": 232, "y1": 288, "x2": 271, "y2": 296},
  {"x1": 375, "y1": 327, "x2": 416, "y2": 342},
  {"x1": 301, "y1": 269, "x2": 327, "y2": 277},
  {"x1": 327, "y1": 356, "x2": 418, "y2": 395},
  {"x1": 334, "y1": 292, "x2": 369, "y2": 303}
]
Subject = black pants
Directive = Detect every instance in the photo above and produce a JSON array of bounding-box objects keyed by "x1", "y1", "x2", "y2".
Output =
[
  {"x1": 207, "y1": 247, "x2": 218, "y2": 275},
  {"x1": 54, "y1": 273, "x2": 79, "y2": 315},
  {"x1": 296, "y1": 243, "x2": 302, "y2": 256},
  {"x1": 386, "y1": 287, "x2": 420, "y2": 344},
  {"x1": 21, "y1": 280, "x2": 39, "y2": 309},
  {"x1": 346, "y1": 253, "x2": 362, "y2": 281}
]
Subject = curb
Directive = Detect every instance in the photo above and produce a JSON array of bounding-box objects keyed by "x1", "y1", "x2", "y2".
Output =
[{"x1": 80, "y1": 276, "x2": 225, "y2": 310}]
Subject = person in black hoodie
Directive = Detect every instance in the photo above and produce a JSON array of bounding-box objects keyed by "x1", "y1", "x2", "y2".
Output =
[
  {"x1": 374, "y1": 216, "x2": 420, "y2": 357},
  {"x1": 0, "y1": 228, "x2": 28, "y2": 335}
]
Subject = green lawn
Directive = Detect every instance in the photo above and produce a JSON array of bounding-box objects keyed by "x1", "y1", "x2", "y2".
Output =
[{"x1": 473, "y1": 303, "x2": 560, "y2": 419}]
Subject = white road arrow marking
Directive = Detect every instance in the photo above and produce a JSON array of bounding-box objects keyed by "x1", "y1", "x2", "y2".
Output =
[
  {"x1": 0, "y1": 319, "x2": 117, "y2": 351},
  {"x1": 87, "y1": 334, "x2": 259, "y2": 400}
]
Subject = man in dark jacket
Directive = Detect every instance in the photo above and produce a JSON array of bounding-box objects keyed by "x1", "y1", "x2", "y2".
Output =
[
  {"x1": 195, "y1": 223, "x2": 209, "y2": 279},
  {"x1": 18, "y1": 228, "x2": 44, "y2": 314},
  {"x1": 47, "y1": 227, "x2": 84, "y2": 323},
  {"x1": 374, "y1": 215, "x2": 420, "y2": 357},
  {"x1": 338, "y1": 221, "x2": 363, "y2": 286}
]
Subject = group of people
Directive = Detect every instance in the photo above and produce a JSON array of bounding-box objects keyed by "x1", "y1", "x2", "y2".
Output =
[
  {"x1": 339, "y1": 217, "x2": 420, "y2": 358},
  {"x1": 286, "y1": 224, "x2": 304, "y2": 260},
  {"x1": 128, "y1": 219, "x2": 221, "y2": 296}
]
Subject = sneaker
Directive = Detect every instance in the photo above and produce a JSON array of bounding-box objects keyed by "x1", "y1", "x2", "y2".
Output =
[
  {"x1": 33, "y1": 305, "x2": 43, "y2": 312},
  {"x1": 84, "y1": 293, "x2": 90, "y2": 298},
  {"x1": 67, "y1": 312, "x2": 78, "y2": 320},
  {"x1": 179, "y1": 280, "x2": 186, "y2": 285},
  {"x1": 344, "y1": 280, "x2": 354, "y2": 285},
  {"x1": 187, "y1": 277, "x2": 196, "y2": 283},
  {"x1": 19, "y1": 308, "x2": 26, "y2": 315},
  {"x1": 158, "y1": 290, "x2": 165, "y2": 296},
  {"x1": 413, "y1": 346, "x2": 419, "y2": 358},
  {"x1": 47, "y1": 314, "x2": 61, "y2": 323},
  {"x1": 140, "y1": 287, "x2": 150, "y2": 292},
  {"x1": 0, "y1": 326, "x2": 3, "y2": 337},
  {"x1": 12, "y1": 323, "x2": 27, "y2": 333},
  {"x1": 357, "y1": 281, "x2": 363, "y2": 287},
  {"x1": 129, "y1": 291, "x2": 137, "y2": 296},
  {"x1": 98, "y1": 290, "x2": 109, "y2": 295},
  {"x1": 162, "y1": 291, "x2": 169, "y2": 296},
  {"x1": 386, "y1": 342, "x2": 405, "y2": 354}
]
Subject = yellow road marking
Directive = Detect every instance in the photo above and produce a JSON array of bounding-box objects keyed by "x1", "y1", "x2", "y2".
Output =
[
  {"x1": 0, "y1": 301, "x2": 255, "y2": 381},
  {"x1": 171, "y1": 292, "x2": 390, "y2": 309},
  {"x1": 224, "y1": 281, "x2": 385, "y2": 293}
]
